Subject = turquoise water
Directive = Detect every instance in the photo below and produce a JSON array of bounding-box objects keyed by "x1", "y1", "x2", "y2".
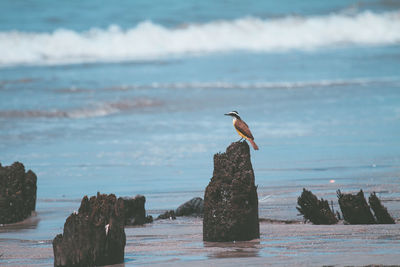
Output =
[
  {"x1": 1, "y1": 0, "x2": 400, "y2": 264},
  {"x1": 1, "y1": 0, "x2": 392, "y2": 32}
]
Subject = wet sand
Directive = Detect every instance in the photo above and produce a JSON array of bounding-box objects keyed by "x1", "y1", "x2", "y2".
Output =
[
  {"x1": 1, "y1": 215, "x2": 400, "y2": 266},
  {"x1": 1, "y1": 182, "x2": 400, "y2": 266}
]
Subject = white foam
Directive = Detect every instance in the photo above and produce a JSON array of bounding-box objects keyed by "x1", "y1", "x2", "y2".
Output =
[
  {"x1": 121, "y1": 77, "x2": 394, "y2": 90},
  {"x1": 0, "y1": 98, "x2": 161, "y2": 119},
  {"x1": 1, "y1": 10, "x2": 400, "y2": 66}
]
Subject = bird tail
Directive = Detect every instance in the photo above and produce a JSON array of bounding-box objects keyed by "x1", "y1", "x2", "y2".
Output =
[{"x1": 249, "y1": 139, "x2": 259, "y2": 150}]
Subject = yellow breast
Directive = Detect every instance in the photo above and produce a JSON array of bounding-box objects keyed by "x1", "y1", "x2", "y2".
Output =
[{"x1": 233, "y1": 118, "x2": 248, "y2": 139}]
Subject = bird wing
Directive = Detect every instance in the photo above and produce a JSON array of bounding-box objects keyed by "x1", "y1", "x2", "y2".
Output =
[{"x1": 235, "y1": 119, "x2": 254, "y2": 140}]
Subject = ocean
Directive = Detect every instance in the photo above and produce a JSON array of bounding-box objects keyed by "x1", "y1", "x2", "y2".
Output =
[{"x1": 1, "y1": 0, "x2": 400, "y2": 265}]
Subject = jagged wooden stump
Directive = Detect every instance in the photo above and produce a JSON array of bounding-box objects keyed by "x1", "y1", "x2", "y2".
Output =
[
  {"x1": 123, "y1": 195, "x2": 152, "y2": 225},
  {"x1": 203, "y1": 141, "x2": 259, "y2": 242},
  {"x1": 53, "y1": 193, "x2": 126, "y2": 267},
  {"x1": 0, "y1": 162, "x2": 37, "y2": 224},
  {"x1": 369, "y1": 192, "x2": 395, "y2": 224},
  {"x1": 337, "y1": 189, "x2": 376, "y2": 224},
  {"x1": 297, "y1": 188, "x2": 338, "y2": 225}
]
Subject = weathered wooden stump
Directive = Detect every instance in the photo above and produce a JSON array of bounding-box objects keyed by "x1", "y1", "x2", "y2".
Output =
[
  {"x1": 203, "y1": 141, "x2": 259, "y2": 242},
  {"x1": 369, "y1": 192, "x2": 395, "y2": 224},
  {"x1": 123, "y1": 195, "x2": 152, "y2": 225},
  {"x1": 0, "y1": 162, "x2": 37, "y2": 224},
  {"x1": 297, "y1": 188, "x2": 338, "y2": 225},
  {"x1": 337, "y1": 189, "x2": 376, "y2": 224},
  {"x1": 53, "y1": 193, "x2": 126, "y2": 267}
]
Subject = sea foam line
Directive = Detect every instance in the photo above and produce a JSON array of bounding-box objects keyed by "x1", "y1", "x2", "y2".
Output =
[
  {"x1": 108, "y1": 77, "x2": 398, "y2": 90},
  {"x1": 1, "y1": 10, "x2": 400, "y2": 66},
  {"x1": 0, "y1": 98, "x2": 161, "y2": 119}
]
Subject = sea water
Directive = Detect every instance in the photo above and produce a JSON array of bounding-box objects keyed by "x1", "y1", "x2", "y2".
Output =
[{"x1": 1, "y1": 0, "x2": 400, "y2": 265}]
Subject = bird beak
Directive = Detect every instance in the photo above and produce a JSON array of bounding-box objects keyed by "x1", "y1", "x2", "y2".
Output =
[{"x1": 224, "y1": 113, "x2": 230, "y2": 116}]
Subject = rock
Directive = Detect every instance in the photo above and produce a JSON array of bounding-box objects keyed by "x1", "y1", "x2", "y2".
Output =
[
  {"x1": 203, "y1": 141, "x2": 259, "y2": 242},
  {"x1": 0, "y1": 162, "x2": 37, "y2": 224},
  {"x1": 175, "y1": 197, "x2": 204, "y2": 217},
  {"x1": 369, "y1": 192, "x2": 395, "y2": 224},
  {"x1": 337, "y1": 189, "x2": 376, "y2": 224},
  {"x1": 296, "y1": 188, "x2": 338, "y2": 225},
  {"x1": 156, "y1": 210, "x2": 176, "y2": 220},
  {"x1": 53, "y1": 193, "x2": 126, "y2": 267},
  {"x1": 156, "y1": 197, "x2": 204, "y2": 220},
  {"x1": 123, "y1": 195, "x2": 153, "y2": 225},
  {"x1": 144, "y1": 215, "x2": 153, "y2": 223}
]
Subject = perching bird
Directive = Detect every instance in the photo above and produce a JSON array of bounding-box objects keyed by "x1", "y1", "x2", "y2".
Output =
[{"x1": 224, "y1": 111, "x2": 259, "y2": 150}]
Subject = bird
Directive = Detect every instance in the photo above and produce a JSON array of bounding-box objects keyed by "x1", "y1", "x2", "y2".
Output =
[{"x1": 224, "y1": 111, "x2": 259, "y2": 150}]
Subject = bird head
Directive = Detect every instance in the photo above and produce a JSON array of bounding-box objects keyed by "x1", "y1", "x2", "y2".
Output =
[{"x1": 224, "y1": 111, "x2": 240, "y2": 119}]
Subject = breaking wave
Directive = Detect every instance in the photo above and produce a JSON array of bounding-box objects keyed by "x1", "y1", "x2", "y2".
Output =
[{"x1": 1, "y1": 10, "x2": 400, "y2": 67}]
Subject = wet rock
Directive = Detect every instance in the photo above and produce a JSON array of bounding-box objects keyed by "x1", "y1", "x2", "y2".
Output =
[
  {"x1": 53, "y1": 193, "x2": 126, "y2": 267},
  {"x1": 337, "y1": 189, "x2": 376, "y2": 224},
  {"x1": 123, "y1": 195, "x2": 153, "y2": 225},
  {"x1": 145, "y1": 215, "x2": 154, "y2": 223},
  {"x1": 203, "y1": 141, "x2": 259, "y2": 242},
  {"x1": 296, "y1": 188, "x2": 338, "y2": 225},
  {"x1": 369, "y1": 192, "x2": 395, "y2": 224},
  {"x1": 156, "y1": 210, "x2": 176, "y2": 220},
  {"x1": 0, "y1": 162, "x2": 37, "y2": 224},
  {"x1": 175, "y1": 197, "x2": 204, "y2": 217}
]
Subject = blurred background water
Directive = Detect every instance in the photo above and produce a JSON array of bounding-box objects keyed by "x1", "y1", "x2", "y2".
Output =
[{"x1": 1, "y1": 0, "x2": 400, "y2": 250}]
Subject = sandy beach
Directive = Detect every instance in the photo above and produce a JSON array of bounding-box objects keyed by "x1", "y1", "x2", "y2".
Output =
[
  {"x1": 2, "y1": 181, "x2": 400, "y2": 267},
  {"x1": 2, "y1": 215, "x2": 400, "y2": 266}
]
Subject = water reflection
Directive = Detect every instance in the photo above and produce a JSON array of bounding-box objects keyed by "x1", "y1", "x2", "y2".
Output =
[
  {"x1": 204, "y1": 239, "x2": 260, "y2": 259},
  {"x1": 0, "y1": 212, "x2": 40, "y2": 233}
]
